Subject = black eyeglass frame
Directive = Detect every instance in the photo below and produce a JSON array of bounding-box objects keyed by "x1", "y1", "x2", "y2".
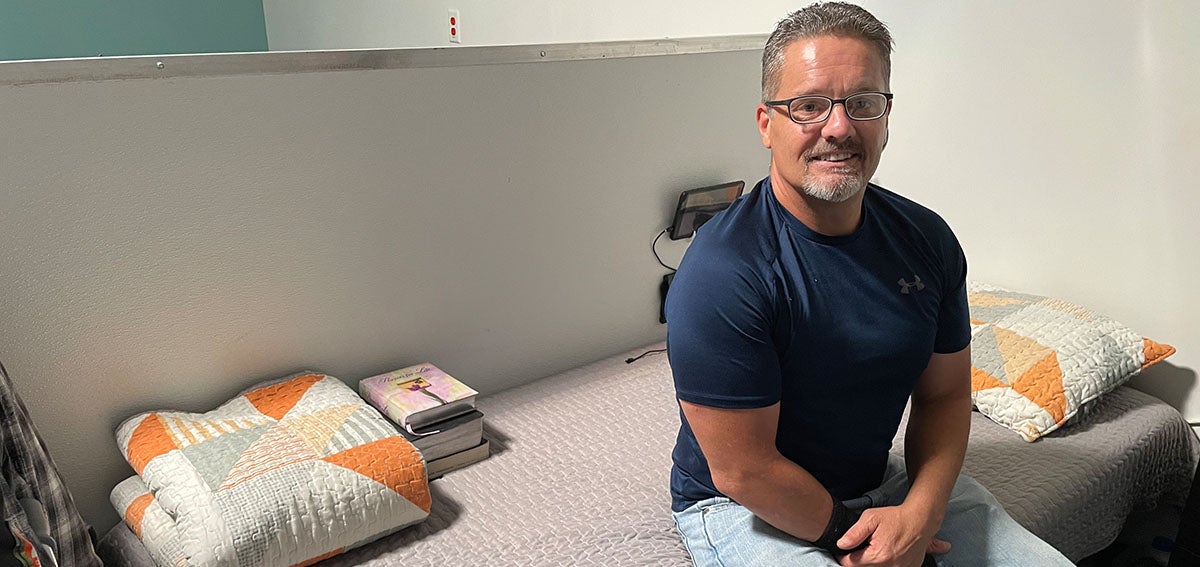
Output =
[{"x1": 764, "y1": 92, "x2": 895, "y2": 125}]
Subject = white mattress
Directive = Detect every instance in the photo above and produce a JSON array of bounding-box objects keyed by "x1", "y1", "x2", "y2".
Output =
[{"x1": 100, "y1": 343, "x2": 1198, "y2": 565}]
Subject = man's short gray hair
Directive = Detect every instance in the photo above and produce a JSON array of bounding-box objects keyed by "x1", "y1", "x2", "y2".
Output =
[{"x1": 761, "y1": 2, "x2": 894, "y2": 101}]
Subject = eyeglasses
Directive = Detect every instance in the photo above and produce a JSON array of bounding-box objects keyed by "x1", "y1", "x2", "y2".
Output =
[{"x1": 764, "y1": 92, "x2": 894, "y2": 125}]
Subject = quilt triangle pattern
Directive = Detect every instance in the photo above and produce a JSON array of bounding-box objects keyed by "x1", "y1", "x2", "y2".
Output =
[
  {"x1": 1039, "y1": 297, "x2": 1091, "y2": 320},
  {"x1": 181, "y1": 424, "x2": 272, "y2": 491},
  {"x1": 219, "y1": 423, "x2": 317, "y2": 491},
  {"x1": 126, "y1": 415, "x2": 180, "y2": 475},
  {"x1": 971, "y1": 367, "x2": 1007, "y2": 392},
  {"x1": 993, "y1": 326, "x2": 1054, "y2": 382},
  {"x1": 123, "y1": 493, "x2": 155, "y2": 539},
  {"x1": 1144, "y1": 338, "x2": 1175, "y2": 365},
  {"x1": 163, "y1": 415, "x2": 274, "y2": 449},
  {"x1": 969, "y1": 325, "x2": 1006, "y2": 384},
  {"x1": 967, "y1": 292, "x2": 1027, "y2": 309},
  {"x1": 281, "y1": 405, "x2": 360, "y2": 457},
  {"x1": 966, "y1": 292, "x2": 1029, "y2": 324},
  {"x1": 1009, "y1": 351, "x2": 1067, "y2": 424},
  {"x1": 244, "y1": 373, "x2": 325, "y2": 421},
  {"x1": 323, "y1": 437, "x2": 431, "y2": 513}
]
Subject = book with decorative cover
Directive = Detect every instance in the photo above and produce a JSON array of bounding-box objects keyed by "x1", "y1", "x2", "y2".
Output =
[{"x1": 359, "y1": 363, "x2": 478, "y2": 433}]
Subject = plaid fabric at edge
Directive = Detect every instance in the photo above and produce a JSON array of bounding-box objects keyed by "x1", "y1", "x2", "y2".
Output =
[{"x1": 0, "y1": 361, "x2": 102, "y2": 566}]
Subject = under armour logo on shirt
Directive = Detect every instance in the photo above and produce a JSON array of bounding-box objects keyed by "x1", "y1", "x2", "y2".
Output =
[{"x1": 898, "y1": 275, "x2": 925, "y2": 294}]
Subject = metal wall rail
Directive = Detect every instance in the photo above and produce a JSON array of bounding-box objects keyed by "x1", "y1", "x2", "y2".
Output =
[{"x1": 0, "y1": 35, "x2": 767, "y2": 87}]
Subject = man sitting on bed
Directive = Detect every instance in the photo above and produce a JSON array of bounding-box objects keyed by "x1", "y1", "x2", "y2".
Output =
[{"x1": 664, "y1": 3, "x2": 1073, "y2": 566}]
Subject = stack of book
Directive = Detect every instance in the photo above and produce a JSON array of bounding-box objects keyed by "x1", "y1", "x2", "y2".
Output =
[{"x1": 359, "y1": 362, "x2": 490, "y2": 479}]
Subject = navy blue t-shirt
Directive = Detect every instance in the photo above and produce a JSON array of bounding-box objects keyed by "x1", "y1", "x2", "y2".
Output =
[{"x1": 666, "y1": 177, "x2": 970, "y2": 513}]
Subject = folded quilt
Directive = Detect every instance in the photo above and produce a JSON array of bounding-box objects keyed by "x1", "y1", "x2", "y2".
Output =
[
  {"x1": 111, "y1": 476, "x2": 186, "y2": 567},
  {"x1": 114, "y1": 373, "x2": 431, "y2": 567}
]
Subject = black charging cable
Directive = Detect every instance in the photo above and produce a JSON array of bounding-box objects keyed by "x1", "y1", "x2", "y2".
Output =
[
  {"x1": 625, "y1": 348, "x2": 666, "y2": 364},
  {"x1": 652, "y1": 228, "x2": 677, "y2": 272}
]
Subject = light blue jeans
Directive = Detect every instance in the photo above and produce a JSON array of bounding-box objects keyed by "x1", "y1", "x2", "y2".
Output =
[{"x1": 672, "y1": 455, "x2": 1073, "y2": 566}]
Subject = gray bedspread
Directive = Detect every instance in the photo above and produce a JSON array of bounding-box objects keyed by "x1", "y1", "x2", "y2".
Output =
[{"x1": 99, "y1": 343, "x2": 1198, "y2": 566}]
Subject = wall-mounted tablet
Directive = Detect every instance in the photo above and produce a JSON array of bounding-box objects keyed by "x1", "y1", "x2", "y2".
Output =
[{"x1": 668, "y1": 180, "x2": 745, "y2": 240}]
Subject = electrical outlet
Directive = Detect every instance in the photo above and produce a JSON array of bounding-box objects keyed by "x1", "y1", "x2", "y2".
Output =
[{"x1": 448, "y1": 9, "x2": 460, "y2": 44}]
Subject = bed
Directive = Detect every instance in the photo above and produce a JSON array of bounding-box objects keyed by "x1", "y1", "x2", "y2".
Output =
[{"x1": 98, "y1": 342, "x2": 1198, "y2": 566}]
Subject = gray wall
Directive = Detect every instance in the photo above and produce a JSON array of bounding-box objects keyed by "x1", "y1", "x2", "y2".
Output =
[
  {"x1": 5, "y1": 0, "x2": 1199, "y2": 536},
  {"x1": 0, "y1": 50, "x2": 766, "y2": 529}
]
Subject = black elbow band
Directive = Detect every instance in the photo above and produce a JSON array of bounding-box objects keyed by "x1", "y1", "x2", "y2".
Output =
[{"x1": 812, "y1": 497, "x2": 862, "y2": 554}]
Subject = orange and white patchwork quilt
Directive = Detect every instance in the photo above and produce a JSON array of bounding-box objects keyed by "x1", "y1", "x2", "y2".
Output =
[
  {"x1": 968, "y1": 282, "x2": 1174, "y2": 442},
  {"x1": 112, "y1": 373, "x2": 430, "y2": 566}
]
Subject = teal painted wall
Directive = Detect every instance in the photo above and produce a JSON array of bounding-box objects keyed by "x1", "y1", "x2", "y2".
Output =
[{"x1": 0, "y1": 0, "x2": 267, "y2": 61}]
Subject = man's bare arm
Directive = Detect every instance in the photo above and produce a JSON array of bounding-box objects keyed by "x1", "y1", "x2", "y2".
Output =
[
  {"x1": 904, "y1": 346, "x2": 972, "y2": 532},
  {"x1": 679, "y1": 400, "x2": 834, "y2": 541}
]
